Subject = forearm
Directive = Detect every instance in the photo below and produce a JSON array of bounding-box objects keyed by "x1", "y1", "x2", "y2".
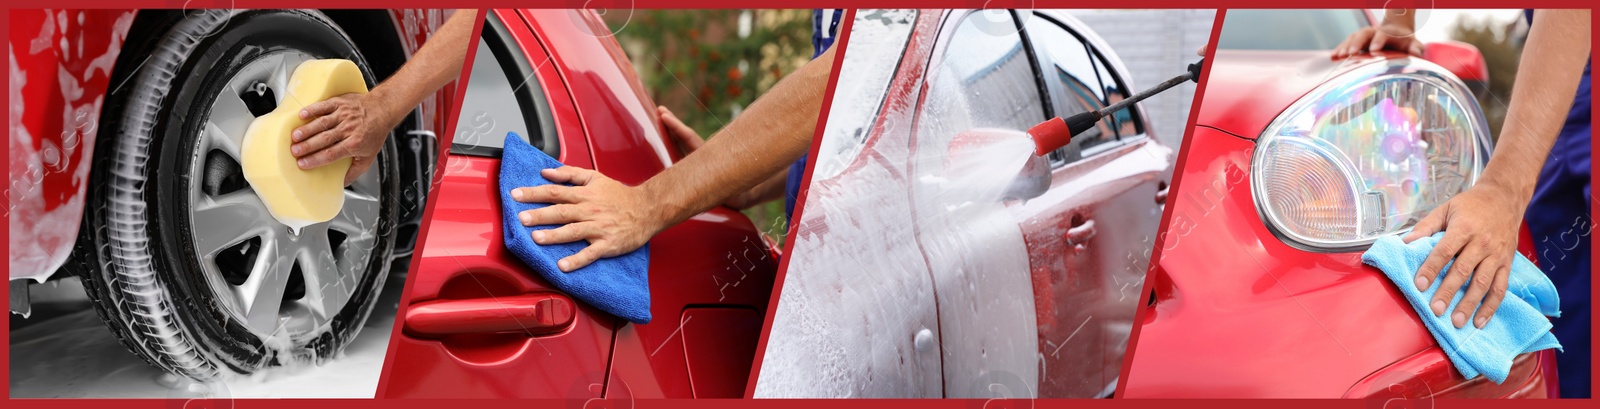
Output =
[
  {"x1": 1477, "y1": 9, "x2": 1590, "y2": 202},
  {"x1": 641, "y1": 46, "x2": 835, "y2": 227},
  {"x1": 727, "y1": 171, "x2": 789, "y2": 210},
  {"x1": 368, "y1": 9, "x2": 477, "y2": 124}
]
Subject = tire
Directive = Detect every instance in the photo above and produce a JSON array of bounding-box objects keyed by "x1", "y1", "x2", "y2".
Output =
[{"x1": 71, "y1": 9, "x2": 400, "y2": 379}]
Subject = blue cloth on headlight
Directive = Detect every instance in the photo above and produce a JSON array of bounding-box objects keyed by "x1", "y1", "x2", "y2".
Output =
[
  {"x1": 1361, "y1": 233, "x2": 1560, "y2": 383},
  {"x1": 499, "y1": 132, "x2": 651, "y2": 324}
]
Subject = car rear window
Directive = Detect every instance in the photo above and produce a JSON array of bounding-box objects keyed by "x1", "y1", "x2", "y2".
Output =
[
  {"x1": 1217, "y1": 9, "x2": 1369, "y2": 51},
  {"x1": 813, "y1": 9, "x2": 917, "y2": 180},
  {"x1": 452, "y1": 14, "x2": 559, "y2": 158},
  {"x1": 1026, "y1": 16, "x2": 1127, "y2": 162}
]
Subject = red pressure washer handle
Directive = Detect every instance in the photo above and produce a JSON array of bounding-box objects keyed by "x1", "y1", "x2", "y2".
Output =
[{"x1": 1027, "y1": 58, "x2": 1204, "y2": 156}]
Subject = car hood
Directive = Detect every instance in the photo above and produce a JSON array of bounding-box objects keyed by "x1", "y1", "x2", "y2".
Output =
[{"x1": 1197, "y1": 49, "x2": 1397, "y2": 139}]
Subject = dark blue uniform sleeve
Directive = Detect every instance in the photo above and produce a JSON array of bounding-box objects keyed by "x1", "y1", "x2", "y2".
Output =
[
  {"x1": 1522, "y1": 8, "x2": 1593, "y2": 399},
  {"x1": 784, "y1": 9, "x2": 844, "y2": 223}
]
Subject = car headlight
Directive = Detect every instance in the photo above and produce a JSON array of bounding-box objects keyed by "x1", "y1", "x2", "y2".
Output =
[{"x1": 1252, "y1": 58, "x2": 1491, "y2": 251}]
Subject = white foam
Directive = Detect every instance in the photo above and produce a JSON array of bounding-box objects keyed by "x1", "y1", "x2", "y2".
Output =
[{"x1": 755, "y1": 10, "x2": 1041, "y2": 395}]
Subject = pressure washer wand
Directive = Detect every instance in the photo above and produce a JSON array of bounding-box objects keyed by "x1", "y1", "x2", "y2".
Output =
[{"x1": 1026, "y1": 58, "x2": 1205, "y2": 156}]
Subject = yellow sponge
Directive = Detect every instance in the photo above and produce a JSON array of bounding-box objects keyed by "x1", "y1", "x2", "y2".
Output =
[{"x1": 240, "y1": 59, "x2": 366, "y2": 230}]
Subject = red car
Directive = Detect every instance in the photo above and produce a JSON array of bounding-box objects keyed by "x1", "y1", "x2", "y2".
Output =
[
  {"x1": 380, "y1": 9, "x2": 779, "y2": 399},
  {"x1": 8, "y1": 9, "x2": 449, "y2": 378},
  {"x1": 755, "y1": 9, "x2": 1171, "y2": 398},
  {"x1": 1122, "y1": 9, "x2": 1557, "y2": 398}
]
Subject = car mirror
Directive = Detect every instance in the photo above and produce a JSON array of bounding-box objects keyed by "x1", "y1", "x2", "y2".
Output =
[{"x1": 1423, "y1": 40, "x2": 1489, "y2": 98}]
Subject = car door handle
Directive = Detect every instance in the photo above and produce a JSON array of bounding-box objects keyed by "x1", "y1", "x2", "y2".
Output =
[
  {"x1": 1067, "y1": 218, "x2": 1097, "y2": 247},
  {"x1": 404, "y1": 293, "x2": 576, "y2": 338},
  {"x1": 1155, "y1": 182, "x2": 1169, "y2": 205}
]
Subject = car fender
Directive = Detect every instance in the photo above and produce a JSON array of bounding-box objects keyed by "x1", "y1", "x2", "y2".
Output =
[
  {"x1": 9, "y1": 9, "x2": 135, "y2": 283},
  {"x1": 1124, "y1": 126, "x2": 1436, "y2": 397}
]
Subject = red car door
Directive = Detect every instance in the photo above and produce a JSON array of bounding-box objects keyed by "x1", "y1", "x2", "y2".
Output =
[
  {"x1": 514, "y1": 9, "x2": 778, "y2": 399},
  {"x1": 908, "y1": 10, "x2": 1049, "y2": 397},
  {"x1": 1012, "y1": 12, "x2": 1173, "y2": 397},
  {"x1": 387, "y1": 9, "x2": 777, "y2": 399},
  {"x1": 385, "y1": 10, "x2": 614, "y2": 399},
  {"x1": 895, "y1": 10, "x2": 1172, "y2": 398}
]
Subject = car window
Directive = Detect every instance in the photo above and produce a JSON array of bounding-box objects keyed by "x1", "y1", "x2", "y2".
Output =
[
  {"x1": 452, "y1": 14, "x2": 559, "y2": 157},
  {"x1": 1090, "y1": 47, "x2": 1144, "y2": 139},
  {"x1": 916, "y1": 11, "x2": 1047, "y2": 154},
  {"x1": 813, "y1": 9, "x2": 917, "y2": 181},
  {"x1": 1025, "y1": 16, "x2": 1120, "y2": 164},
  {"x1": 1218, "y1": 9, "x2": 1369, "y2": 50}
]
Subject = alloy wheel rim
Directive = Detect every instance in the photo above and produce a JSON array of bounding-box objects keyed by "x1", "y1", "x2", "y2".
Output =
[{"x1": 188, "y1": 50, "x2": 382, "y2": 339}]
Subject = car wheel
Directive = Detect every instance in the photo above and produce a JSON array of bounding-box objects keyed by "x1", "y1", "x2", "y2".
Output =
[{"x1": 70, "y1": 9, "x2": 399, "y2": 379}]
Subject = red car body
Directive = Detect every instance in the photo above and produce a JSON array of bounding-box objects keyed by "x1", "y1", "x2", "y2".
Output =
[
  {"x1": 8, "y1": 9, "x2": 449, "y2": 287},
  {"x1": 381, "y1": 9, "x2": 778, "y2": 399},
  {"x1": 1122, "y1": 11, "x2": 1557, "y2": 399}
]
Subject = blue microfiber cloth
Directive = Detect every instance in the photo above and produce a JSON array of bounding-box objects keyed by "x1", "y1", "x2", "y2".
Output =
[
  {"x1": 1362, "y1": 233, "x2": 1561, "y2": 383},
  {"x1": 499, "y1": 132, "x2": 652, "y2": 324}
]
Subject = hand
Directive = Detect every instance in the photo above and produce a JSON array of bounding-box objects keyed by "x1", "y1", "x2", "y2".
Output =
[
  {"x1": 291, "y1": 92, "x2": 399, "y2": 184},
  {"x1": 511, "y1": 166, "x2": 667, "y2": 272},
  {"x1": 658, "y1": 106, "x2": 704, "y2": 155},
  {"x1": 1403, "y1": 181, "x2": 1527, "y2": 329},
  {"x1": 658, "y1": 105, "x2": 773, "y2": 209},
  {"x1": 1332, "y1": 21, "x2": 1424, "y2": 59}
]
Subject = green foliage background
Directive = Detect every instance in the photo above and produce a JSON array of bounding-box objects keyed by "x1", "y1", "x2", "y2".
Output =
[
  {"x1": 1448, "y1": 14, "x2": 1524, "y2": 143},
  {"x1": 605, "y1": 9, "x2": 814, "y2": 245}
]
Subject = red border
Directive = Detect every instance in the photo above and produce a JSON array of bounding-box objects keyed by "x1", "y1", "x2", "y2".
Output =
[
  {"x1": 0, "y1": 1, "x2": 1595, "y2": 8},
  {"x1": 368, "y1": 9, "x2": 488, "y2": 398},
  {"x1": 1112, "y1": 9, "x2": 1227, "y2": 399},
  {"x1": 1587, "y1": 8, "x2": 1600, "y2": 399},
  {"x1": 4, "y1": 398, "x2": 1600, "y2": 407},
  {"x1": 3, "y1": 7, "x2": 13, "y2": 400},
  {"x1": 5, "y1": 2, "x2": 1598, "y2": 406}
]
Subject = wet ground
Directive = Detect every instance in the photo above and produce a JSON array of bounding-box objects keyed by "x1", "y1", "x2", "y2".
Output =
[{"x1": 8, "y1": 259, "x2": 409, "y2": 398}]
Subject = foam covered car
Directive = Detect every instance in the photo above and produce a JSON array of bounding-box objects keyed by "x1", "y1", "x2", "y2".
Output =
[{"x1": 757, "y1": 9, "x2": 1172, "y2": 398}]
